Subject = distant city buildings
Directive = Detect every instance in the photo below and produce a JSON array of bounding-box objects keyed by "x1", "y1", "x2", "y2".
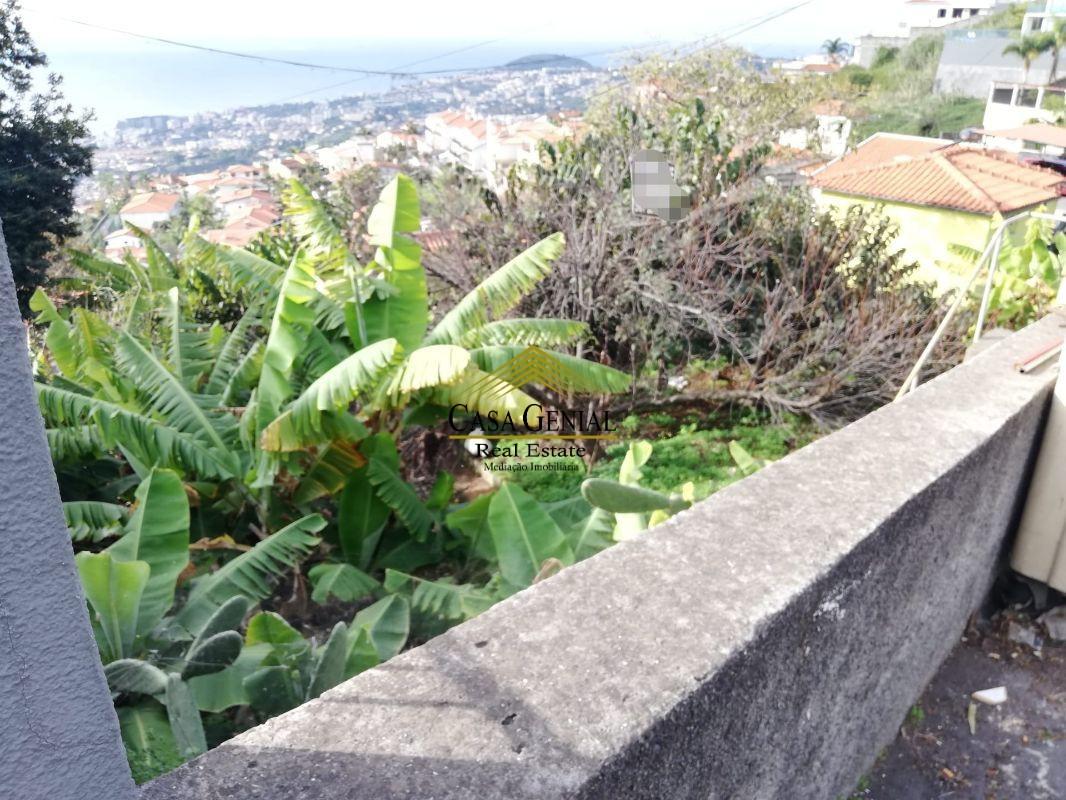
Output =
[
  {"x1": 421, "y1": 109, "x2": 584, "y2": 188},
  {"x1": 903, "y1": 0, "x2": 998, "y2": 29},
  {"x1": 91, "y1": 62, "x2": 609, "y2": 177}
]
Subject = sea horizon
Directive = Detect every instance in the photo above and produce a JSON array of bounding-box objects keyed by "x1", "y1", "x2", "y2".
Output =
[{"x1": 47, "y1": 38, "x2": 816, "y2": 136}]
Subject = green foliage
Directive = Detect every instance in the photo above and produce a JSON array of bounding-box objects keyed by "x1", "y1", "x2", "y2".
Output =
[
  {"x1": 577, "y1": 441, "x2": 694, "y2": 540},
  {"x1": 487, "y1": 483, "x2": 574, "y2": 594},
  {"x1": 308, "y1": 562, "x2": 379, "y2": 603},
  {"x1": 237, "y1": 596, "x2": 413, "y2": 718},
  {"x1": 847, "y1": 34, "x2": 983, "y2": 139},
  {"x1": 36, "y1": 174, "x2": 633, "y2": 780},
  {"x1": 1003, "y1": 34, "x2": 1053, "y2": 81},
  {"x1": 852, "y1": 96, "x2": 984, "y2": 141},
  {"x1": 0, "y1": 1, "x2": 93, "y2": 304},
  {"x1": 954, "y1": 216, "x2": 1066, "y2": 330},
  {"x1": 977, "y1": 2, "x2": 1026, "y2": 31},
  {"x1": 118, "y1": 705, "x2": 184, "y2": 784},
  {"x1": 75, "y1": 468, "x2": 251, "y2": 780}
]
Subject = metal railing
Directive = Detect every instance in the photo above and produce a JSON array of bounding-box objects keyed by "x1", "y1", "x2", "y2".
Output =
[{"x1": 895, "y1": 210, "x2": 1066, "y2": 400}]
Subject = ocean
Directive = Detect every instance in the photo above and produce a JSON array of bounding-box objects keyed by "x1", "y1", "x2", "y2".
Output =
[{"x1": 46, "y1": 38, "x2": 813, "y2": 136}]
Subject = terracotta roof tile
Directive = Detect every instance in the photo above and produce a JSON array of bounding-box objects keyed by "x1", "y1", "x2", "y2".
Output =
[
  {"x1": 810, "y1": 135, "x2": 1065, "y2": 214},
  {"x1": 979, "y1": 123, "x2": 1066, "y2": 150},
  {"x1": 120, "y1": 192, "x2": 180, "y2": 215}
]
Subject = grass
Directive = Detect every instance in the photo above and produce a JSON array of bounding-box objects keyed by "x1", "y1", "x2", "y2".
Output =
[
  {"x1": 503, "y1": 411, "x2": 817, "y2": 504},
  {"x1": 852, "y1": 97, "x2": 984, "y2": 141},
  {"x1": 906, "y1": 704, "x2": 925, "y2": 725},
  {"x1": 835, "y1": 34, "x2": 985, "y2": 141}
]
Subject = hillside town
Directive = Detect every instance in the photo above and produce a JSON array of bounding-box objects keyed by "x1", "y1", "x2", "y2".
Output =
[
  {"x1": 8, "y1": 1, "x2": 1066, "y2": 798},
  {"x1": 85, "y1": 0, "x2": 1066, "y2": 295},
  {"x1": 89, "y1": 106, "x2": 588, "y2": 253},
  {"x1": 94, "y1": 56, "x2": 609, "y2": 175}
]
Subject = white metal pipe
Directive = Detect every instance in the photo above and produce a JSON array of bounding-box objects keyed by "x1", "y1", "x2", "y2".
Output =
[
  {"x1": 973, "y1": 232, "x2": 1004, "y2": 344},
  {"x1": 896, "y1": 210, "x2": 1066, "y2": 401},
  {"x1": 895, "y1": 232, "x2": 999, "y2": 399}
]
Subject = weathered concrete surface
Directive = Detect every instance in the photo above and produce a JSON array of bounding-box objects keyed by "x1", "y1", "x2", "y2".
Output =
[
  {"x1": 143, "y1": 314, "x2": 1066, "y2": 800},
  {"x1": 866, "y1": 605, "x2": 1066, "y2": 799},
  {"x1": 0, "y1": 222, "x2": 137, "y2": 798}
]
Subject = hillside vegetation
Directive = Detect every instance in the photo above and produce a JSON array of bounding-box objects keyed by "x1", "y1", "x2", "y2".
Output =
[{"x1": 836, "y1": 35, "x2": 984, "y2": 141}]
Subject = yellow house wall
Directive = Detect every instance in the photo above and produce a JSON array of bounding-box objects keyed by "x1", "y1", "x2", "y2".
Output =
[{"x1": 816, "y1": 191, "x2": 997, "y2": 291}]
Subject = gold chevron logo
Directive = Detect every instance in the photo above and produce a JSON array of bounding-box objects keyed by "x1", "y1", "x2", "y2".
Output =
[{"x1": 467, "y1": 346, "x2": 594, "y2": 400}]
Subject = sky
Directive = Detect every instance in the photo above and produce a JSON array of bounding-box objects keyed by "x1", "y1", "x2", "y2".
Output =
[
  {"x1": 15, "y1": 0, "x2": 911, "y2": 133},
  {"x1": 21, "y1": 0, "x2": 906, "y2": 53}
]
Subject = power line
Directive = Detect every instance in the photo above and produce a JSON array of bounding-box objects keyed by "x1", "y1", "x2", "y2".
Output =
[
  {"x1": 576, "y1": 0, "x2": 822, "y2": 109},
  {"x1": 271, "y1": 38, "x2": 506, "y2": 105},
  {"x1": 20, "y1": 8, "x2": 436, "y2": 77},
  {"x1": 24, "y1": 7, "x2": 655, "y2": 79},
  {"x1": 23, "y1": 1, "x2": 818, "y2": 92},
  {"x1": 0, "y1": 0, "x2": 821, "y2": 181}
]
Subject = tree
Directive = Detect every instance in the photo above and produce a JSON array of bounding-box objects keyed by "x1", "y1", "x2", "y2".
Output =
[
  {"x1": 0, "y1": 1, "x2": 93, "y2": 305},
  {"x1": 1046, "y1": 19, "x2": 1066, "y2": 83},
  {"x1": 1003, "y1": 34, "x2": 1052, "y2": 83},
  {"x1": 154, "y1": 192, "x2": 223, "y2": 254},
  {"x1": 822, "y1": 38, "x2": 848, "y2": 64}
]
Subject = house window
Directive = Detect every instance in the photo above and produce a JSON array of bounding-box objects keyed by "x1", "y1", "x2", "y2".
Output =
[
  {"x1": 992, "y1": 86, "x2": 1014, "y2": 104},
  {"x1": 1018, "y1": 88, "x2": 1040, "y2": 107},
  {"x1": 1042, "y1": 89, "x2": 1066, "y2": 112},
  {"x1": 938, "y1": 9, "x2": 947, "y2": 17},
  {"x1": 970, "y1": 8, "x2": 979, "y2": 15},
  {"x1": 952, "y1": 8, "x2": 964, "y2": 18}
]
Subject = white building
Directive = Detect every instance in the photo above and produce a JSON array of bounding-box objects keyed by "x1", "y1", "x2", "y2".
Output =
[
  {"x1": 983, "y1": 80, "x2": 1066, "y2": 128},
  {"x1": 1022, "y1": 0, "x2": 1066, "y2": 33},
  {"x1": 217, "y1": 189, "x2": 276, "y2": 221},
  {"x1": 903, "y1": 0, "x2": 998, "y2": 29},
  {"x1": 979, "y1": 122, "x2": 1066, "y2": 156},
  {"x1": 104, "y1": 228, "x2": 140, "y2": 252},
  {"x1": 375, "y1": 129, "x2": 422, "y2": 156},
  {"x1": 119, "y1": 192, "x2": 180, "y2": 229},
  {"x1": 779, "y1": 107, "x2": 854, "y2": 158},
  {"x1": 315, "y1": 137, "x2": 376, "y2": 175},
  {"x1": 422, "y1": 109, "x2": 583, "y2": 186}
]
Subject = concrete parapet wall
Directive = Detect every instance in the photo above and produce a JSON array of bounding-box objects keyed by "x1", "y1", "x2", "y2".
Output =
[
  {"x1": 142, "y1": 314, "x2": 1064, "y2": 800},
  {"x1": 0, "y1": 223, "x2": 137, "y2": 799}
]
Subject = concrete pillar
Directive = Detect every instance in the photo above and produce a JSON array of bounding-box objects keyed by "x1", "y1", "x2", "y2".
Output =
[{"x1": 0, "y1": 220, "x2": 136, "y2": 799}]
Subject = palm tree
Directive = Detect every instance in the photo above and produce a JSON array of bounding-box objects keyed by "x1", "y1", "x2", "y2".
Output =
[
  {"x1": 1004, "y1": 34, "x2": 1053, "y2": 84},
  {"x1": 822, "y1": 38, "x2": 848, "y2": 64},
  {"x1": 1046, "y1": 19, "x2": 1066, "y2": 83}
]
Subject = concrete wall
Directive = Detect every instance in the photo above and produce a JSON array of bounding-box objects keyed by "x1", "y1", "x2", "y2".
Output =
[
  {"x1": 0, "y1": 222, "x2": 136, "y2": 798},
  {"x1": 142, "y1": 315, "x2": 1061, "y2": 799},
  {"x1": 935, "y1": 35, "x2": 1054, "y2": 98}
]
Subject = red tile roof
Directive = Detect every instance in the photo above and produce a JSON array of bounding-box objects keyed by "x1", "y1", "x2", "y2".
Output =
[
  {"x1": 219, "y1": 189, "x2": 274, "y2": 205},
  {"x1": 810, "y1": 134, "x2": 1066, "y2": 214},
  {"x1": 802, "y1": 63, "x2": 841, "y2": 74},
  {"x1": 979, "y1": 123, "x2": 1066, "y2": 150},
  {"x1": 427, "y1": 110, "x2": 488, "y2": 141},
  {"x1": 120, "y1": 192, "x2": 180, "y2": 215}
]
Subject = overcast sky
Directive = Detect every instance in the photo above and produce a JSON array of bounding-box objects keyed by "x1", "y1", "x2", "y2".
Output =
[{"x1": 21, "y1": 0, "x2": 907, "y2": 53}]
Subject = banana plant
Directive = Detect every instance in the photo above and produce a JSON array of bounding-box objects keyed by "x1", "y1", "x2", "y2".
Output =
[
  {"x1": 40, "y1": 176, "x2": 628, "y2": 531},
  {"x1": 236, "y1": 596, "x2": 410, "y2": 717},
  {"x1": 75, "y1": 466, "x2": 322, "y2": 768},
  {"x1": 384, "y1": 481, "x2": 611, "y2": 638}
]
